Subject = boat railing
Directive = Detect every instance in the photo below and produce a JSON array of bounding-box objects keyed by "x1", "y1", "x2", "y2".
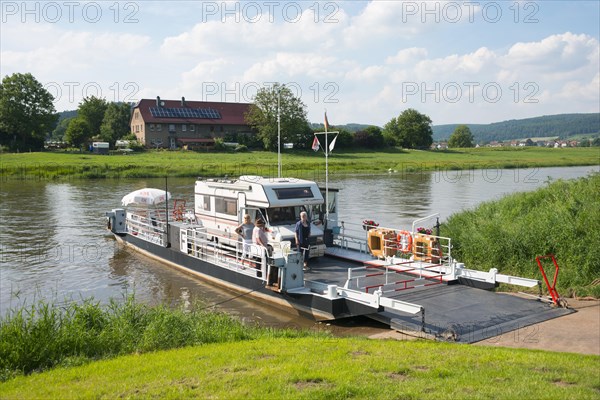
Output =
[
  {"x1": 344, "y1": 231, "x2": 454, "y2": 292},
  {"x1": 180, "y1": 226, "x2": 298, "y2": 281},
  {"x1": 334, "y1": 220, "x2": 370, "y2": 253},
  {"x1": 126, "y1": 211, "x2": 167, "y2": 246}
]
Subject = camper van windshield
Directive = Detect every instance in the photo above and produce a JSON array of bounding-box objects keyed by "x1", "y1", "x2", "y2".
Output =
[
  {"x1": 273, "y1": 187, "x2": 314, "y2": 200},
  {"x1": 266, "y1": 206, "x2": 306, "y2": 225}
]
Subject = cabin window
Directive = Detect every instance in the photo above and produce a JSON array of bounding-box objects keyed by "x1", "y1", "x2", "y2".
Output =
[
  {"x1": 215, "y1": 197, "x2": 237, "y2": 216},
  {"x1": 267, "y1": 207, "x2": 301, "y2": 225},
  {"x1": 197, "y1": 195, "x2": 211, "y2": 212},
  {"x1": 273, "y1": 187, "x2": 314, "y2": 200}
]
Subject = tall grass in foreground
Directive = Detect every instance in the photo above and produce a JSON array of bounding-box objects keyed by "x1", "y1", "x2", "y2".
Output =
[
  {"x1": 441, "y1": 173, "x2": 600, "y2": 297},
  {"x1": 0, "y1": 296, "x2": 323, "y2": 381}
]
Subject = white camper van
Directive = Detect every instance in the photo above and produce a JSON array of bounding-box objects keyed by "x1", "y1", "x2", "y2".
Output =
[{"x1": 194, "y1": 176, "x2": 327, "y2": 258}]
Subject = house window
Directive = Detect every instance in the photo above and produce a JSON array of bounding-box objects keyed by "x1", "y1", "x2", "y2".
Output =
[
  {"x1": 150, "y1": 124, "x2": 154, "y2": 131},
  {"x1": 169, "y1": 124, "x2": 176, "y2": 132},
  {"x1": 190, "y1": 125, "x2": 195, "y2": 131},
  {"x1": 157, "y1": 124, "x2": 162, "y2": 131},
  {"x1": 182, "y1": 124, "x2": 187, "y2": 132}
]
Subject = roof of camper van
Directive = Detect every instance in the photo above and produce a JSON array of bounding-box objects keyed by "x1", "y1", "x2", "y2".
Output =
[{"x1": 195, "y1": 176, "x2": 324, "y2": 207}]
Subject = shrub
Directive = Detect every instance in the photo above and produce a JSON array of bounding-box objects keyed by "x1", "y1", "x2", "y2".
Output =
[{"x1": 441, "y1": 173, "x2": 600, "y2": 297}]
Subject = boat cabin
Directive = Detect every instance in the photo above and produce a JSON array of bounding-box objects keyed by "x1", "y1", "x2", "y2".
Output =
[{"x1": 194, "y1": 176, "x2": 328, "y2": 257}]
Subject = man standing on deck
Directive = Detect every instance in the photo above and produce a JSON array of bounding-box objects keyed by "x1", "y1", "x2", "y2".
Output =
[{"x1": 295, "y1": 211, "x2": 311, "y2": 271}]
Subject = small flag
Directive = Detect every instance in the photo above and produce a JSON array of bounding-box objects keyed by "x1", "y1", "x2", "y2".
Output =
[
  {"x1": 324, "y1": 112, "x2": 330, "y2": 131},
  {"x1": 312, "y1": 136, "x2": 320, "y2": 151},
  {"x1": 329, "y1": 134, "x2": 338, "y2": 152}
]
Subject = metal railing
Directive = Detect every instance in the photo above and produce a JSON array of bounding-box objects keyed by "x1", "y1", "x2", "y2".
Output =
[
  {"x1": 334, "y1": 220, "x2": 370, "y2": 253},
  {"x1": 126, "y1": 212, "x2": 167, "y2": 246}
]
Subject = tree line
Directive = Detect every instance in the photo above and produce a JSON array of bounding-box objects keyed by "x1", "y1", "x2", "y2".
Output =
[
  {"x1": 0, "y1": 73, "x2": 132, "y2": 151},
  {"x1": 13, "y1": 72, "x2": 581, "y2": 152}
]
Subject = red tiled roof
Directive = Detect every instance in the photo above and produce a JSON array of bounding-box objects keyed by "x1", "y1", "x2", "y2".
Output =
[{"x1": 134, "y1": 98, "x2": 252, "y2": 125}]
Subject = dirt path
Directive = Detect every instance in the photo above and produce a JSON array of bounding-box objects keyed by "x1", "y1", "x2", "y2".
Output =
[{"x1": 369, "y1": 298, "x2": 600, "y2": 356}]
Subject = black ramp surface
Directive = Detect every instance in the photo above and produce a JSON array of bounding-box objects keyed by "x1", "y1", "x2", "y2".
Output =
[{"x1": 377, "y1": 284, "x2": 574, "y2": 343}]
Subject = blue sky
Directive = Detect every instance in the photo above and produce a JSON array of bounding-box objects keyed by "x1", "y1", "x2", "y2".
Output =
[{"x1": 2, "y1": 1, "x2": 599, "y2": 125}]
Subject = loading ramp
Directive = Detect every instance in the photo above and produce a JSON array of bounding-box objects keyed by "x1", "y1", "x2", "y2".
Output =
[{"x1": 320, "y1": 247, "x2": 574, "y2": 344}]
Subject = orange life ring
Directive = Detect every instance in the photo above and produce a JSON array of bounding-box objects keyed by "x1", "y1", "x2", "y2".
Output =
[{"x1": 396, "y1": 230, "x2": 413, "y2": 254}]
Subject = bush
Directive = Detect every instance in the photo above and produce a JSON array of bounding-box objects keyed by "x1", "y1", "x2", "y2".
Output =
[
  {"x1": 440, "y1": 173, "x2": 600, "y2": 297},
  {"x1": 0, "y1": 296, "x2": 323, "y2": 380}
]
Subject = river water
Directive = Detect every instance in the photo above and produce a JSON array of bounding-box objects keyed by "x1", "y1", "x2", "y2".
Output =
[{"x1": 1, "y1": 165, "x2": 597, "y2": 330}]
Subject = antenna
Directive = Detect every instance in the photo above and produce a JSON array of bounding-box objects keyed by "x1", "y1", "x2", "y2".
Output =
[{"x1": 277, "y1": 87, "x2": 282, "y2": 178}]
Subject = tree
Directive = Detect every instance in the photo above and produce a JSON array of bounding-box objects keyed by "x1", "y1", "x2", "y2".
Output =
[
  {"x1": 245, "y1": 83, "x2": 311, "y2": 151},
  {"x1": 64, "y1": 118, "x2": 90, "y2": 148},
  {"x1": 51, "y1": 117, "x2": 73, "y2": 141},
  {"x1": 99, "y1": 102, "x2": 132, "y2": 146},
  {"x1": 333, "y1": 128, "x2": 354, "y2": 149},
  {"x1": 0, "y1": 72, "x2": 57, "y2": 151},
  {"x1": 448, "y1": 125, "x2": 475, "y2": 148},
  {"x1": 77, "y1": 96, "x2": 108, "y2": 138},
  {"x1": 354, "y1": 126, "x2": 385, "y2": 149},
  {"x1": 383, "y1": 109, "x2": 433, "y2": 149}
]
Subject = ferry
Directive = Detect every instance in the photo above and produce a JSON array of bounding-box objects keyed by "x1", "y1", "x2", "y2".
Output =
[{"x1": 106, "y1": 176, "x2": 572, "y2": 342}]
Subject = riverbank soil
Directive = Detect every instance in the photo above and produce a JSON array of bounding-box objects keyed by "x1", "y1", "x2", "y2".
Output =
[{"x1": 369, "y1": 297, "x2": 599, "y2": 356}]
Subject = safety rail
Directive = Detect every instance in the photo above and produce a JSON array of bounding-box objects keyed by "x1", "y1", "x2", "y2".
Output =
[
  {"x1": 183, "y1": 226, "x2": 268, "y2": 279},
  {"x1": 346, "y1": 263, "x2": 445, "y2": 295},
  {"x1": 334, "y1": 220, "x2": 370, "y2": 253},
  {"x1": 333, "y1": 219, "x2": 452, "y2": 268},
  {"x1": 126, "y1": 212, "x2": 167, "y2": 246},
  {"x1": 408, "y1": 233, "x2": 451, "y2": 266}
]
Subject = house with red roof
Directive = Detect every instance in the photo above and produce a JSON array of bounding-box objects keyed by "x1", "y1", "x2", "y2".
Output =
[{"x1": 131, "y1": 97, "x2": 253, "y2": 149}]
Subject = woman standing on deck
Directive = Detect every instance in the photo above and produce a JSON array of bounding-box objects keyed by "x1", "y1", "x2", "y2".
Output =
[
  {"x1": 235, "y1": 214, "x2": 254, "y2": 259},
  {"x1": 295, "y1": 211, "x2": 311, "y2": 271}
]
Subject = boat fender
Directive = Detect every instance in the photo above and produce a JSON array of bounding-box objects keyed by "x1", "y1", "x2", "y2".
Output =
[{"x1": 397, "y1": 230, "x2": 413, "y2": 253}]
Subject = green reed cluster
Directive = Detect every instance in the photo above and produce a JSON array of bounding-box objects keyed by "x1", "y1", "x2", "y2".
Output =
[
  {"x1": 0, "y1": 296, "x2": 318, "y2": 381},
  {"x1": 441, "y1": 173, "x2": 600, "y2": 298}
]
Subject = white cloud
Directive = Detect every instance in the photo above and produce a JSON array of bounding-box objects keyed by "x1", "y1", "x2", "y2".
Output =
[
  {"x1": 1, "y1": 2, "x2": 598, "y2": 124},
  {"x1": 503, "y1": 32, "x2": 598, "y2": 71},
  {"x1": 386, "y1": 48, "x2": 429, "y2": 65}
]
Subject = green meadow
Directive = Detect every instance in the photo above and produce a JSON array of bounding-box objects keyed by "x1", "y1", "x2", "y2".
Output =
[{"x1": 1, "y1": 146, "x2": 598, "y2": 180}]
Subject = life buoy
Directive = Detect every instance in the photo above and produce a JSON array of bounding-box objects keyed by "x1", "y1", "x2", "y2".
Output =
[{"x1": 396, "y1": 230, "x2": 413, "y2": 253}]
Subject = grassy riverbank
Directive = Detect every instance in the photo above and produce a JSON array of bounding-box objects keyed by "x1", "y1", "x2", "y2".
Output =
[
  {"x1": 1, "y1": 147, "x2": 598, "y2": 180},
  {"x1": 1, "y1": 336, "x2": 599, "y2": 399},
  {"x1": 441, "y1": 173, "x2": 600, "y2": 298},
  {"x1": 0, "y1": 297, "x2": 320, "y2": 382},
  {"x1": 2, "y1": 298, "x2": 598, "y2": 398}
]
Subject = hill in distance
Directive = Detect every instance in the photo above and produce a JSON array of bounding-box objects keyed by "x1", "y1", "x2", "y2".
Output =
[
  {"x1": 311, "y1": 113, "x2": 599, "y2": 142},
  {"x1": 432, "y1": 113, "x2": 600, "y2": 142}
]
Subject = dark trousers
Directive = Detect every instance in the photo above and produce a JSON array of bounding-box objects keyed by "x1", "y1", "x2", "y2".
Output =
[{"x1": 297, "y1": 242, "x2": 310, "y2": 263}]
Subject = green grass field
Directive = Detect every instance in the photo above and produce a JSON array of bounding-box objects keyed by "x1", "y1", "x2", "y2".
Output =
[
  {"x1": 1, "y1": 337, "x2": 598, "y2": 399},
  {"x1": 1, "y1": 147, "x2": 598, "y2": 180}
]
